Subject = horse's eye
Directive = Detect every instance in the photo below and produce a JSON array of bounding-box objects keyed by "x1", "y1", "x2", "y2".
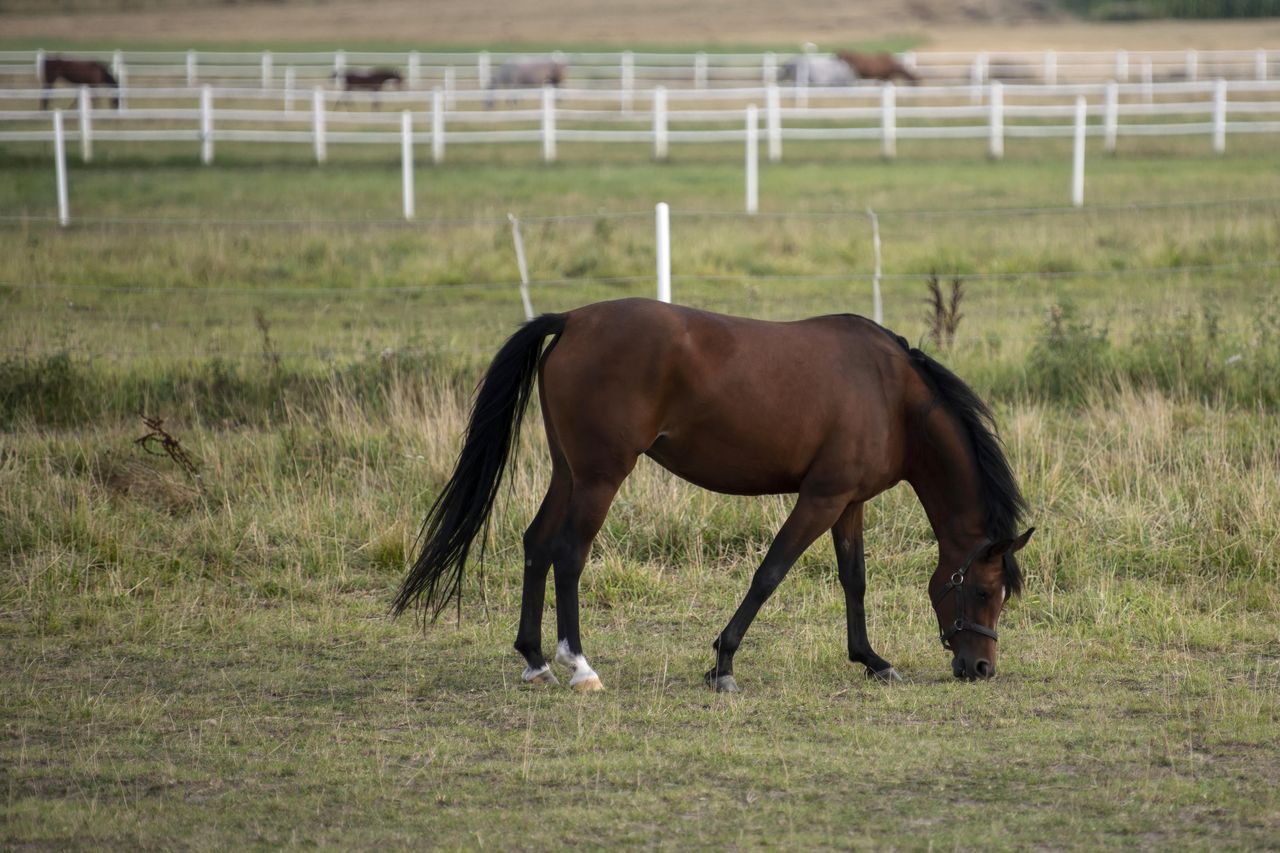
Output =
[{"x1": 976, "y1": 588, "x2": 990, "y2": 601}]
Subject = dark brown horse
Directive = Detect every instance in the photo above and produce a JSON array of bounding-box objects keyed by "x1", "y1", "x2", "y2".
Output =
[
  {"x1": 394, "y1": 299, "x2": 1033, "y2": 692},
  {"x1": 40, "y1": 57, "x2": 119, "y2": 110},
  {"x1": 837, "y1": 51, "x2": 921, "y2": 84},
  {"x1": 333, "y1": 68, "x2": 403, "y2": 108}
]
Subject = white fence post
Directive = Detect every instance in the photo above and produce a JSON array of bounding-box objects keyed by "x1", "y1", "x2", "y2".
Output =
[
  {"x1": 1044, "y1": 50, "x2": 1057, "y2": 86},
  {"x1": 621, "y1": 50, "x2": 634, "y2": 113},
  {"x1": 401, "y1": 110, "x2": 415, "y2": 220},
  {"x1": 312, "y1": 86, "x2": 327, "y2": 163},
  {"x1": 541, "y1": 86, "x2": 556, "y2": 163},
  {"x1": 745, "y1": 105, "x2": 758, "y2": 215},
  {"x1": 971, "y1": 52, "x2": 987, "y2": 103},
  {"x1": 186, "y1": 49, "x2": 197, "y2": 86},
  {"x1": 653, "y1": 85, "x2": 668, "y2": 160},
  {"x1": 1104, "y1": 80, "x2": 1119, "y2": 154},
  {"x1": 796, "y1": 58, "x2": 809, "y2": 108},
  {"x1": 408, "y1": 51, "x2": 420, "y2": 88},
  {"x1": 1115, "y1": 50, "x2": 1129, "y2": 82},
  {"x1": 867, "y1": 208, "x2": 882, "y2": 325},
  {"x1": 901, "y1": 51, "x2": 917, "y2": 72},
  {"x1": 766, "y1": 83, "x2": 781, "y2": 162},
  {"x1": 1185, "y1": 49, "x2": 1197, "y2": 82},
  {"x1": 35, "y1": 48, "x2": 45, "y2": 84},
  {"x1": 261, "y1": 50, "x2": 273, "y2": 89},
  {"x1": 1257, "y1": 48, "x2": 1268, "y2": 81},
  {"x1": 1072, "y1": 96, "x2": 1086, "y2": 208},
  {"x1": 1212, "y1": 78, "x2": 1227, "y2": 155},
  {"x1": 77, "y1": 86, "x2": 92, "y2": 162},
  {"x1": 881, "y1": 83, "x2": 896, "y2": 160},
  {"x1": 116, "y1": 61, "x2": 127, "y2": 110},
  {"x1": 53, "y1": 110, "x2": 69, "y2": 227},
  {"x1": 200, "y1": 84, "x2": 213, "y2": 165},
  {"x1": 112, "y1": 49, "x2": 123, "y2": 79},
  {"x1": 763, "y1": 51, "x2": 777, "y2": 84},
  {"x1": 334, "y1": 49, "x2": 346, "y2": 78},
  {"x1": 988, "y1": 80, "x2": 1003, "y2": 160},
  {"x1": 478, "y1": 51, "x2": 491, "y2": 90},
  {"x1": 655, "y1": 202, "x2": 671, "y2": 303},
  {"x1": 443, "y1": 66, "x2": 456, "y2": 107},
  {"x1": 1142, "y1": 59, "x2": 1153, "y2": 104},
  {"x1": 695, "y1": 52, "x2": 708, "y2": 89},
  {"x1": 284, "y1": 67, "x2": 296, "y2": 113},
  {"x1": 507, "y1": 213, "x2": 535, "y2": 321},
  {"x1": 432, "y1": 87, "x2": 445, "y2": 164}
]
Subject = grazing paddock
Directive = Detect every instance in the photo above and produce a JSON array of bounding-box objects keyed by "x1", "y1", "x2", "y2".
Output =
[{"x1": 2, "y1": 128, "x2": 1279, "y2": 846}]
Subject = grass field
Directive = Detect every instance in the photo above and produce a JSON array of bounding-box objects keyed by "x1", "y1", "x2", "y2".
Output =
[{"x1": 3, "y1": 117, "x2": 1280, "y2": 847}]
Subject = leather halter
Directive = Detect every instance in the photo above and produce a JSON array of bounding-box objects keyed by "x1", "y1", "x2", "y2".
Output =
[{"x1": 930, "y1": 538, "x2": 1000, "y2": 650}]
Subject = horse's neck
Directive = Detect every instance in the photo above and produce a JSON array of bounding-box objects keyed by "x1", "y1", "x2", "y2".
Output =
[{"x1": 903, "y1": 407, "x2": 987, "y2": 554}]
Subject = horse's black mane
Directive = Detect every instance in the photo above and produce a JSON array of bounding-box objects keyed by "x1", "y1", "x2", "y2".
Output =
[{"x1": 876, "y1": 324, "x2": 1027, "y2": 594}]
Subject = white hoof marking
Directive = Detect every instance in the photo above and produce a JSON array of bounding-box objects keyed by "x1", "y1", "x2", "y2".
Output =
[
  {"x1": 556, "y1": 639, "x2": 602, "y2": 690},
  {"x1": 522, "y1": 664, "x2": 559, "y2": 685}
]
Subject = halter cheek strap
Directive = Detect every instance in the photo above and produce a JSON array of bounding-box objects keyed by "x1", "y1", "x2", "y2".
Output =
[{"x1": 930, "y1": 539, "x2": 1000, "y2": 650}]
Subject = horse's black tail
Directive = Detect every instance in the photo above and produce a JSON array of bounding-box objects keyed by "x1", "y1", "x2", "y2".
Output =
[{"x1": 392, "y1": 312, "x2": 568, "y2": 619}]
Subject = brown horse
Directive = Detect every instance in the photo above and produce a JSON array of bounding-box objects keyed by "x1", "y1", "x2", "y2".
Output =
[
  {"x1": 837, "y1": 51, "x2": 921, "y2": 84},
  {"x1": 40, "y1": 57, "x2": 119, "y2": 110},
  {"x1": 333, "y1": 68, "x2": 403, "y2": 109},
  {"x1": 394, "y1": 299, "x2": 1033, "y2": 692}
]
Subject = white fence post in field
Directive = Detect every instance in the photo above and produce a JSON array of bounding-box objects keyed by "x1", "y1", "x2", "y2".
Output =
[
  {"x1": 312, "y1": 87, "x2": 327, "y2": 163},
  {"x1": 200, "y1": 85, "x2": 214, "y2": 165},
  {"x1": 867, "y1": 208, "x2": 882, "y2": 325},
  {"x1": 507, "y1": 213, "x2": 535, "y2": 321},
  {"x1": 186, "y1": 49, "x2": 197, "y2": 85},
  {"x1": 655, "y1": 202, "x2": 671, "y2": 303},
  {"x1": 1115, "y1": 50, "x2": 1129, "y2": 82},
  {"x1": 621, "y1": 50, "x2": 635, "y2": 113},
  {"x1": 53, "y1": 110, "x2": 69, "y2": 227},
  {"x1": 653, "y1": 85, "x2": 668, "y2": 160},
  {"x1": 284, "y1": 67, "x2": 296, "y2": 113},
  {"x1": 763, "y1": 51, "x2": 777, "y2": 84},
  {"x1": 971, "y1": 53, "x2": 987, "y2": 103},
  {"x1": 408, "y1": 51, "x2": 420, "y2": 88},
  {"x1": 988, "y1": 80, "x2": 1003, "y2": 160},
  {"x1": 766, "y1": 83, "x2": 781, "y2": 162},
  {"x1": 478, "y1": 51, "x2": 491, "y2": 90},
  {"x1": 112, "y1": 49, "x2": 123, "y2": 79},
  {"x1": 1212, "y1": 78, "x2": 1227, "y2": 155},
  {"x1": 401, "y1": 110, "x2": 415, "y2": 220},
  {"x1": 116, "y1": 61, "x2": 127, "y2": 110},
  {"x1": 1104, "y1": 80, "x2": 1119, "y2": 153},
  {"x1": 1044, "y1": 50, "x2": 1057, "y2": 85},
  {"x1": 35, "y1": 48, "x2": 45, "y2": 84},
  {"x1": 261, "y1": 50, "x2": 273, "y2": 89},
  {"x1": 443, "y1": 66, "x2": 456, "y2": 106},
  {"x1": 901, "y1": 51, "x2": 917, "y2": 72},
  {"x1": 77, "y1": 86, "x2": 92, "y2": 163},
  {"x1": 541, "y1": 85, "x2": 556, "y2": 163},
  {"x1": 881, "y1": 83, "x2": 896, "y2": 159},
  {"x1": 432, "y1": 87, "x2": 445, "y2": 164},
  {"x1": 745, "y1": 105, "x2": 759, "y2": 215},
  {"x1": 796, "y1": 58, "x2": 809, "y2": 108},
  {"x1": 334, "y1": 50, "x2": 346, "y2": 78},
  {"x1": 1185, "y1": 49, "x2": 1197, "y2": 82},
  {"x1": 1142, "y1": 59, "x2": 1154, "y2": 104},
  {"x1": 1257, "y1": 49, "x2": 1268, "y2": 81},
  {"x1": 1072, "y1": 96, "x2": 1086, "y2": 208},
  {"x1": 695, "y1": 52, "x2": 708, "y2": 89}
]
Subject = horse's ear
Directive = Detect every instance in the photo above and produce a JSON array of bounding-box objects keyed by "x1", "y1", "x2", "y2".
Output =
[{"x1": 983, "y1": 527, "x2": 1034, "y2": 560}]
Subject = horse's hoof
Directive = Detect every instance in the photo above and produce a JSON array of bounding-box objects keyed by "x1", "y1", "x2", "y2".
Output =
[
  {"x1": 868, "y1": 666, "x2": 902, "y2": 683},
  {"x1": 522, "y1": 666, "x2": 559, "y2": 686},
  {"x1": 705, "y1": 673, "x2": 740, "y2": 693},
  {"x1": 570, "y1": 674, "x2": 605, "y2": 693}
]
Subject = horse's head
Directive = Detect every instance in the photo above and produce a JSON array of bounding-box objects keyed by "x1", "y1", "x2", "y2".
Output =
[{"x1": 929, "y1": 528, "x2": 1033, "y2": 680}]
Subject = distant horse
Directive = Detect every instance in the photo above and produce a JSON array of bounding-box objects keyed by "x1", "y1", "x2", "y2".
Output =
[
  {"x1": 394, "y1": 299, "x2": 1034, "y2": 692},
  {"x1": 333, "y1": 68, "x2": 403, "y2": 109},
  {"x1": 779, "y1": 55, "x2": 856, "y2": 87},
  {"x1": 837, "y1": 51, "x2": 921, "y2": 84},
  {"x1": 40, "y1": 57, "x2": 119, "y2": 110},
  {"x1": 487, "y1": 57, "x2": 566, "y2": 107}
]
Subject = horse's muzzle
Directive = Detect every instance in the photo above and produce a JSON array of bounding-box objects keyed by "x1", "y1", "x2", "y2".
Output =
[{"x1": 952, "y1": 656, "x2": 995, "y2": 681}]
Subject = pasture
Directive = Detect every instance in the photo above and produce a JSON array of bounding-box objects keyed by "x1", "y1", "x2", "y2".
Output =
[{"x1": 3, "y1": 126, "x2": 1280, "y2": 846}]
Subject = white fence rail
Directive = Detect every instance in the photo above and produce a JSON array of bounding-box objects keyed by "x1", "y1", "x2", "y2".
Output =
[{"x1": 4, "y1": 47, "x2": 1277, "y2": 91}]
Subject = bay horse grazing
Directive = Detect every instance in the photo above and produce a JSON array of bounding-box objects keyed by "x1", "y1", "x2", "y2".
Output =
[
  {"x1": 393, "y1": 299, "x2": 1033, "y2": 692},
  {"x1": 333, "y1": 68, "x2": 403, "y2": 109},
  {"x1": 40, "y1": 57, "x2": 119, "y2": 110},
  {"x1": 837, "y1": 51, "x2": 921, "y2": 84}
]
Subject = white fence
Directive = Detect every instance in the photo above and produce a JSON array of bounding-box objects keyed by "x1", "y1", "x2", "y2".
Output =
[
  {"x1": 3, "y1": 47, "x2": 1277, "y2": 91},
  {"x1": 5, "y1": 78, "x2": 1280, "y2": 165}
]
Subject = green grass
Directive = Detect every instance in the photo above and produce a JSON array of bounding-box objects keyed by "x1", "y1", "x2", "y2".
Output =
[{"x1": 3, "y1": 118, "x2": 1280, "y2": 847}]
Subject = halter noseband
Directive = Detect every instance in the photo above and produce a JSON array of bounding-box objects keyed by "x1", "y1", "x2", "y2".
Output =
[{"x1": 930, "y1": 539, "x2": 1000, "y2": 650}]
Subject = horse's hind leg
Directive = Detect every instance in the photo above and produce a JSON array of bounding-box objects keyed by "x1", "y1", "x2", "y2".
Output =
[
  {"x1": 833, "y1": 503, "x2": 899, "y2": 682},
  {"x1": 515, "y1": 462, "x2": 571, "y2": 686},
  {"x1": 707, "y1": 491, "x2": 849, "y2": 692}
]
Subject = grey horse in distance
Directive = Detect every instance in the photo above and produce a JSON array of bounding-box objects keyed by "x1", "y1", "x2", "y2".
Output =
[{"x1": 487, "y1": 56, "x2": 567, "y2": 107}]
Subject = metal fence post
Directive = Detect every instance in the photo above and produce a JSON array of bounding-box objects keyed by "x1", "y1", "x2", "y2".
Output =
[
  {"x1": 432, "y1": 87, "x2": 445, "y2": 164},
  {"x1": 312, "y1": 86, "x2": 327, "y2": 163},
  {"x1": 401, "y1": 110, "x2": 415, "y2": 220},
  {"x1": 1212, "y1": 78, "x2": 1227, "y2": 155},
  {"x1": 988, "y1": 80, "x2": 1003, "y2": 160},
  {"x1": 541, "y1": 85, "x2": 556, "y2": 163},
  {"x1": 621, "y1": 50, "x2": 634, "y2": 113},
  {"x1": 766, "y1": 83, "x2": 781, "y2": 162},
  {"x1": 655, "y1": 202, "x2": 671, "y2": 303},
  {"x1": 1104, "y1": 80, "x2": 1119, "y2": 154},
  {"x1": 53, "y1": 110, "x2": 69, "y2": 227},
  {"x1": 881, "y1": 83, "x2": 896, "y2": 159},
  {"x1": 653, "y1": 85, "x2": 668, "y2": 161},
  {"x1": 1072, "y1": 96, "x2": 1086, "y2": 208},
  {"x1": 745, "y1": 105, "x2": 758, "y2": 214},
  {"x1": 200, "y1": 85, "x2": 214, "y2": 165},
  {"x1": 78, "y1": 85, "x2": 92, "y2": 162}
]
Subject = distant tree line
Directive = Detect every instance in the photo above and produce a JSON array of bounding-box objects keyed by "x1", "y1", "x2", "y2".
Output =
[{"x1": 1063, "y1": 0, "x2": 1280, "y2": 18}]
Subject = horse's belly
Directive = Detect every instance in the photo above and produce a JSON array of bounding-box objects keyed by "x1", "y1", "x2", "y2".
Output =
[{"x1": 643, "y1": 432, "x2": 806, "y2": 496}]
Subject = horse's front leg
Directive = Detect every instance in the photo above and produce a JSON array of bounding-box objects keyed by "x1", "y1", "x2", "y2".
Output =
[
  {"x1": 833, "y1": 502, "x2": 900, "y2": 681},
  {"x1": 707, "y1": 492, "x2": 848, "y2": 692}
]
